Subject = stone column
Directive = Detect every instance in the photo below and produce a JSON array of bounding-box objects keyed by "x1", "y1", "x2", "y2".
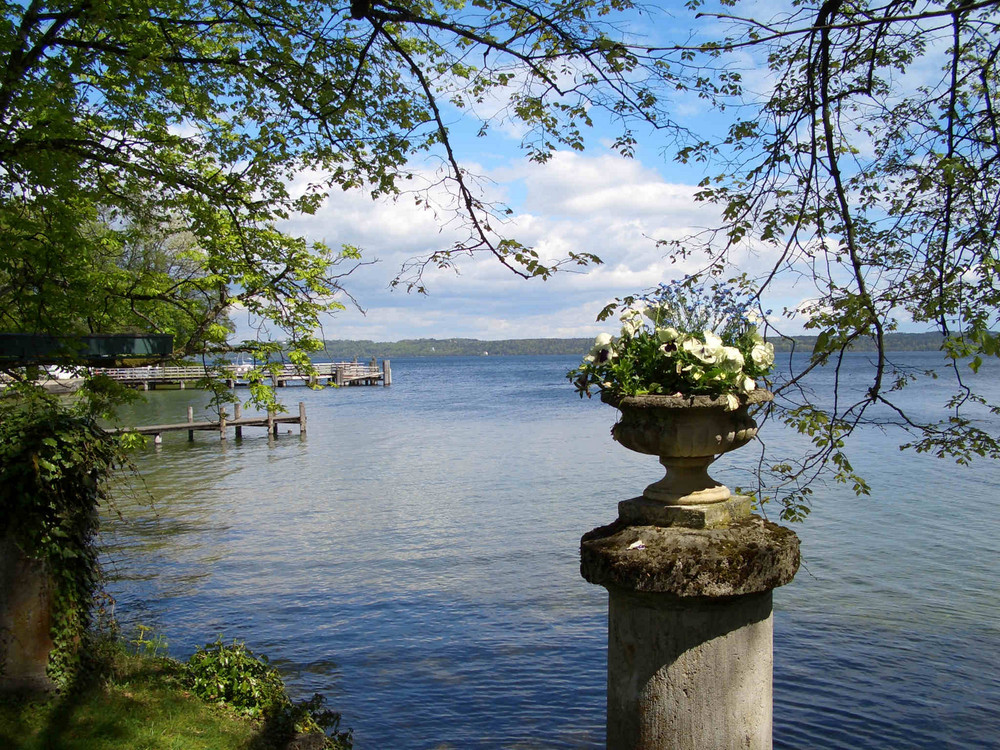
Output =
[
  {"x1": 0, "y1": 534, "x2": 56, "y2": 693},
  {"x1": 581, "y1": 499, "x2": 800, "y2": 750}
]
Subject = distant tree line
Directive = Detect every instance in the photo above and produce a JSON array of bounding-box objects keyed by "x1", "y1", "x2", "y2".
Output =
[
  {"x1": 317, "y1": 333, "x2": 952, "y2": 359},
  {"x1": 318, "y1": 338, "x2": 593, "y2": 358}
]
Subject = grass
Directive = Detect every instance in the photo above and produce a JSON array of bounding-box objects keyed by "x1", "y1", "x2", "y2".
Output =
[{"x1": 0, "y1": 642, "x2": 316, "y2": 750}]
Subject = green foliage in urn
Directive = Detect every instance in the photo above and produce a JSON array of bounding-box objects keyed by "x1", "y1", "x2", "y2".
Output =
[{"x1": 568, "y1": 278, "x2": 774, "y2": 409}]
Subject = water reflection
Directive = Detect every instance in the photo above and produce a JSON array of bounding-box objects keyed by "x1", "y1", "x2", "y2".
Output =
[{"x1": 101, "y1": 355, "x2": 1000, "y2": 748}]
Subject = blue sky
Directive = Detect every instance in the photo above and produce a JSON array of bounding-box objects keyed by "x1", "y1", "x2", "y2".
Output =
[{"x1": 231, "y1": 4, "x2": 850, "y2": 344}]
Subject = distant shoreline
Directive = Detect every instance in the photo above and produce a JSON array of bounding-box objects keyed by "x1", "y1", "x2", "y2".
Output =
[{"x1": 318, "y1": 332, "x2": 950, "y2": 359}]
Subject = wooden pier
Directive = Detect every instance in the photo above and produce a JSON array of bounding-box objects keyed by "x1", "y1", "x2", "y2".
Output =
[
  {"x1": 93, "y1": 359, "x2": 391, "y2": 391},
  {"x1": 116, "y1": 402, "x2": 307, "y2": 442}
]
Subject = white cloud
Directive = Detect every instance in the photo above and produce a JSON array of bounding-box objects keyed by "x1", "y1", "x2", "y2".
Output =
[{"x1": 256, "y1": 147, "x2": 799, "y2": 342}]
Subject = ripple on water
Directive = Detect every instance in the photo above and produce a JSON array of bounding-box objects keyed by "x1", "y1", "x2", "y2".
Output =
[
  {"x1": 775, "y1": 615, "x2": 1000, "y2": 749},
  {"x1": 103, "y1": 356, "x2": 1000, "y2": 749}
]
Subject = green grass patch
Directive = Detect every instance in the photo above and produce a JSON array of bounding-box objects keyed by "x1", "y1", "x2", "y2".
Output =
[{"x1": 0, "y1": 639, "x2": 350, "y2": 750}]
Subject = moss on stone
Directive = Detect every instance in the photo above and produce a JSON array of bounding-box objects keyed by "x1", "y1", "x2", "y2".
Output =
[{"x1": 580, "y1": 516, "x2": 800, "y2": 598}]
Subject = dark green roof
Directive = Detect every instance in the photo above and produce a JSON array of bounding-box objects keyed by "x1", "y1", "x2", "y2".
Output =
[{"x1": 0, "y1": 334, "x2": 173, "y2": 365}]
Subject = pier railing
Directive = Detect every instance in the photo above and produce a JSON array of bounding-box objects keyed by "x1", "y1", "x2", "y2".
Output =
[
  {"x1": 90, "y1": 360, "x2": 390, "y2": 388},
  {"x1": 93, "y1": 365, "x2": 208, "y2": 381}
]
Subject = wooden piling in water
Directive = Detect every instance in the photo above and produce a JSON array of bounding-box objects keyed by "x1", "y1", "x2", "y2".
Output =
[
  {"x1": 234, "y1": 403, "x2": 243, "y2": 440},
  {"x1": 114, "y1": 404, "x2": 306, "y2": 443}
]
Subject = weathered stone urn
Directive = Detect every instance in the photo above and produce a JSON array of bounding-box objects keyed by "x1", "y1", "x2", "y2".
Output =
[{"x1": 601, "y1": 389, "x2": 773, "y2": 507}]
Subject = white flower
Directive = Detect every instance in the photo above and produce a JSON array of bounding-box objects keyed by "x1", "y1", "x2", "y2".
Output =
[
  {"x1": 677, "y1": 362, "x2": 703, "y2": 381},
  {"x1": 682, "y1": 338, "x2": 715, "y2": 363},
  {"x1": 720, "y1": 346, "x2": 745, "y2": 372},
  {"x1": 656, "y1": 326, "x2": 680, "y2": 344},
  {"x1": 588, "y1": 333, "x2": 617, "y2": 363},
  {"x1": 723, "y1": 394, "x2": 741, "y2": 411},
  {"x1": 682, "y1": 331, "x2": 724, "y2": 365},
  {"x1": 620, "y1": 306, "x2": 646, "y2": 337},
  {"x1": 750, "y1": 341, "x2": 774, "y2": 368},
  {"x1": 742, "y1": 376, "x2": 757, "y2": 393}
]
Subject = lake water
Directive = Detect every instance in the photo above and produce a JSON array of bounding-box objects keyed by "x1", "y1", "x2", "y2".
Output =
[{"x1": 101, "y1": 353, "x2": 1000, "y2": 749}]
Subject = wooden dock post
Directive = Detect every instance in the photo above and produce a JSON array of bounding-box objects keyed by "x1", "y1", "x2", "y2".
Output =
[
  {"x1": 335, "y1": 366, "x2": 346, "y2": 387},
  {"x1": 234, "y1": 403, "x2": 243, "y2": 440},
  {"x1": 383, "y1": 359, "x2": 392, "y2": 386},
  {"x1": 117, "y1": 406, "x2": 305, "y2": 443}
]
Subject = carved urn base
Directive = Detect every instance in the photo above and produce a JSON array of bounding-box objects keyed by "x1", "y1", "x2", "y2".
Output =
[{"x1": 602, "y1": 390, "x2": 773, "y2": 507}]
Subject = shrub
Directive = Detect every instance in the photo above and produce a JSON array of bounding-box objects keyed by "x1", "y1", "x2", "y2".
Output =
[
  {"x1": 186, "y1": 638, "x2": 288, "y2": 719},
  {"x1": 0, "y1": 397, "x2": 126, "y2": 687},
  {"x1": 185, "y1": 638, "x2": 352, "y2": 749}
]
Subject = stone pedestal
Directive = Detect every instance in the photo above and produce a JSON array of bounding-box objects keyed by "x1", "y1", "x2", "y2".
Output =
[
  {"x1": 581, "y1": 515, "x2": 800, "y2": 750},
  {"x1": 0, "y1": 535, "x2": 56, "y2": 693}
]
